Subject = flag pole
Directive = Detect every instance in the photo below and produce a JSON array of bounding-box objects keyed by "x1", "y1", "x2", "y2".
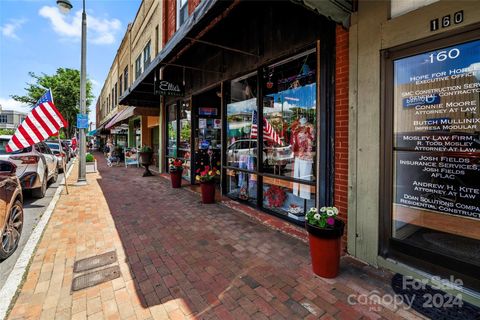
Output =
[{"x1": 50, "y1": 88, "x2": 69, "y2": 195}]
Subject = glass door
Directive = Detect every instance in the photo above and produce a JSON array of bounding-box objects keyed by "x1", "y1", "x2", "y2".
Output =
[{"x1": 192, "y1": 87, "x2": 222, "y2": 184}]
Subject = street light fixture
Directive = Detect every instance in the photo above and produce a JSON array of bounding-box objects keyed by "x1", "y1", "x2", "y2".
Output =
[
  {"x1": 56, "y1": 0, "x2": 72, "y2": 14},
  {"x1": 57, "y1": 0, "x2": 87, "y2": 185}
]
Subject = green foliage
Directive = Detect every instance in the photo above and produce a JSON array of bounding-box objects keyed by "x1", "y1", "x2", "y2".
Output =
[
  {"x1": 180, "y1": 122, "x2": 190, "y2": 142},
  {"x1": 139, "y1": 145, "x2": 152, "y2": 152},
  {"x1": 86, "y1": 153, "x2": 95, "y2": 162},
  {"x1": 0, "y1": 129, "x2": 15, "y2": 135},
  {"x1": 306, "y1": 206, "x2": 339, "y2": 228},
  {"x1": 11, "y1": 68, "x2": 94, "y2": 139}
]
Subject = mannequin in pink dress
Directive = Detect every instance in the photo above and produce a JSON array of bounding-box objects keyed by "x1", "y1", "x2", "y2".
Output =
[{"x1": 290, "y1": 117, "x2": 314, "y2": 199}]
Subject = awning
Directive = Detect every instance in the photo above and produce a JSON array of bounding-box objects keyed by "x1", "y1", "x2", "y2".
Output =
[
  {"x1": 119, "y1": 0, "x2": 352, "y2": 106},
  {"x1": 292, "y1": 0, "x2": 353, "y2": 27},
  {"x1": 106, "y1": 106, "x2": 160, "y2": 129},
  {"x1": 87, "y1": 129, "x2": 97, "y2": 136}
]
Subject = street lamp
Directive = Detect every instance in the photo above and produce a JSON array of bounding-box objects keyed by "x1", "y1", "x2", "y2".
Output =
[{"x1": 57, "y1": 0, "x2": 87, "y2": 184}]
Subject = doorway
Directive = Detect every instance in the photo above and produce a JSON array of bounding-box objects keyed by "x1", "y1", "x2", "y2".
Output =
[{"x1": 191, "y1": 86, "x2": 222, "y2": 185}]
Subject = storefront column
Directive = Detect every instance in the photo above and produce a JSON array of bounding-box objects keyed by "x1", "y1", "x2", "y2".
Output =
[
  {"x1": 141, "y1": 115, "x2": 151, "y2": 147},
  {"x1": 128, "y1": 119, "x2": 135, "y2": 148},
  {"x1": 159, "y1": 96, "x2": 166, "y2": 172}
]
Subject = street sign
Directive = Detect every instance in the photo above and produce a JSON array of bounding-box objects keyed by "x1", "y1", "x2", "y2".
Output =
[{"x1": 77, "y1": 114, "x2": 89, "y2": 129}]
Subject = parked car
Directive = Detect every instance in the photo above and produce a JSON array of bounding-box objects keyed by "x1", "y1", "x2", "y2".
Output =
[
  {"x1": 0, "y1": 160, "x2": 24, "y2": 260},
  {"x1": 227, "y1": 139, "x2": 293, "y2": 168},
  {"x1": 0, "y1": 136, "x2": 58, "y2": 198},
  {"x1": 47, "y1": 140, "x2": 71, "y2": 162},
  {"x1": 46, "y1": 142, "x2": 66, "y2": 172}
]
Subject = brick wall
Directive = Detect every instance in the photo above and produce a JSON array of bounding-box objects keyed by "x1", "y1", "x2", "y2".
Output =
[
  {"x1": 334, "y1": 25, "x2": 349, "y2": 253},
  {"x1": 163, "y1": 0, "x2": 202, "y2": 46},
  {"x1": 163, "y1": 0, "x2": 177, "y2": 46}
]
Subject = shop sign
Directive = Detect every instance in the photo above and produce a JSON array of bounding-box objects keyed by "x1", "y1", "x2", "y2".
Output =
[
  {"x1": 154, "y1": 80, "x2": 184, "y2": 96},
  {"x1": 393, "y1": 39, "x2": 480, "y2": 220}
]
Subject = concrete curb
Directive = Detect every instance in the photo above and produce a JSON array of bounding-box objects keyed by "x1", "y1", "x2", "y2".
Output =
[{"x1": 0, "y1": 160, "x2": 76, "y2": 320}]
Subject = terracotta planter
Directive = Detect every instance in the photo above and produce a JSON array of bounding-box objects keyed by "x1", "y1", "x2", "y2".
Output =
[
  {"x1": 305, "y1": 220, "x2": 345, "y2": 278},
  {"x1": 200, "y1": 181, "x2": 215, "y2": 204},
  {"x1": 170, "y1": 170, "x2": 183, "y2": 188}
]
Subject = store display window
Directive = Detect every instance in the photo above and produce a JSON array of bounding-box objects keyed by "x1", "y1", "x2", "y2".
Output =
[
  {"x1": 262, "y1": 180, "x2": 315, "y2": 221},
  {"x1": 226, "y1": 169, "x2": 257, "y2": 206},
  {"x1": 167, "y1": 103, "x2": 177, "y2": 158},
  {"x1": 179, "y1": 101, "x2": 191, "y2": 180},
  {"x1": 226, "y1": 73, "x2": 258, "y2": 170},
  {"x1": 262, "y1": 52, "x2": 316, "y2": 180}
]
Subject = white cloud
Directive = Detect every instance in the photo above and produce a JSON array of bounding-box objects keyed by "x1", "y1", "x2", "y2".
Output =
[
  {"x1": 0, "y1": 98, "x2": 30, "y2": 113},
  {"x1": 39, "y1": 6, "x2": 121, "y2": 45},
  {"x1": 0, "y1": 18, "x2": 27, "y2": 39}
]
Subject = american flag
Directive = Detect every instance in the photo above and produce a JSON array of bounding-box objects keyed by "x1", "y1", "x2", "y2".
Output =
[
  {"x1": 6, "y1": 89, "x2": 67, "y2": 153},
  {"x1": 250, "y1": 110, "x2": 283, "y2": 146}
]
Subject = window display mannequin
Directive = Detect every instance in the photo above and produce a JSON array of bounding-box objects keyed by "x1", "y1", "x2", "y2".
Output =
[{"x1": 290, "y1": 116, "x2": 314, "y2": 199}]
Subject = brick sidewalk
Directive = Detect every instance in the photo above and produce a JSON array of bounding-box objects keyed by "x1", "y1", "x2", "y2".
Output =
[{"x1": 7, "y1": 155, "x2": 425, "y2": 320}]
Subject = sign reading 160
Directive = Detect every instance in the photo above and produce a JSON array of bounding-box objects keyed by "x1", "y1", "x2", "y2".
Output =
[{"x1": 428, "y1": 48, "x2": 460, "y2": 63}]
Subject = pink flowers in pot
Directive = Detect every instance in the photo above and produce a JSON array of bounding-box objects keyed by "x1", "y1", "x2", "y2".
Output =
[{"x1": 305, "y1": 206, "x2": 339, "y2": 228}]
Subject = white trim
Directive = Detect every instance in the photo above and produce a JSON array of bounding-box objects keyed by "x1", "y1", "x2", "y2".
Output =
[{"x1": 0, "y1": 160, "x2": 76, "y2": 320}]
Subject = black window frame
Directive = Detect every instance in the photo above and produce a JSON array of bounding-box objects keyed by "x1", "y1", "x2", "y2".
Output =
[{"x1": 221, "y1": 42, "x2": 335, "y2": 226}]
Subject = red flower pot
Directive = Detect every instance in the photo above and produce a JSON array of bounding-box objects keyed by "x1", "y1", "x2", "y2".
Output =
[
  {"x1": 305, "y1": 220, "x2": 345, "y2": 278},
  {"x1": 200, "y1": 181, "x2": 215, "y2": 204},
  {"x1": 170, "y1": 170, "x2": 183, "y2": 188}
]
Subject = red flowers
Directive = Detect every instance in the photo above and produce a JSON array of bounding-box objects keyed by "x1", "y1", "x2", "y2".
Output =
[{"x1": 196, "y1": 165, "x2": 220, "y2": 182}]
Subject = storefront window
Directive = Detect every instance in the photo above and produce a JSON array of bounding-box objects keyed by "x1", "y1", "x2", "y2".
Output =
[
  {"x1": 226, "y1": 73, "x2": 258, "y2": 170},
  {"x1": 226, "y1": 169, "x2": 257, "y2": 205},
  {"x1": 390, "y1": 39, "x2": 480, "y2": 272},
  {"x1": 167, "y1": 103, "x2": 177, "y2": 157},
  {"x1": 262, "y1": 53, "x2": 316, "y2": 181},
  {"x1": 262, "y1": 179, "x2": 315, "y2": 221},
  {"x1": 179, "y1": 101, "x2": 191, "y2": 180}
]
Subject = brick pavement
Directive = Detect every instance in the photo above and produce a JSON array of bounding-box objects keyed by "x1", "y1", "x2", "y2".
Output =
[{"x1": 7, "y1": 154, "x2": 426, "y2": 320}]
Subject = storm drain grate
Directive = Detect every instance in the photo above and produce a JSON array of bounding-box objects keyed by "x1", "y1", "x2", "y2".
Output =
[
  {"x1": 71, "y1": 266, "x2": 121, "y2": 291},
  {"x1": 73, "y1": 251, "x2": 117, "y2": 273}
]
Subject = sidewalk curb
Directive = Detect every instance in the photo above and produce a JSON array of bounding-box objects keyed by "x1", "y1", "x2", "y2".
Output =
[{"x1": 0, "y1": 160, "x2": 76, "y2": 320}]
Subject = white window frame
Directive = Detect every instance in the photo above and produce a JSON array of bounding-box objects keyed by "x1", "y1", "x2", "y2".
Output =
[{"x1": 176, "y1": 0, "x2": 188, "y2": 30}]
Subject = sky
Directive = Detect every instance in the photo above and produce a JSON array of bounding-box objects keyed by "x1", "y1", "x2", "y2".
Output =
[{"x1": 0, "y1": 0, "x2": 142, "y2": 126}]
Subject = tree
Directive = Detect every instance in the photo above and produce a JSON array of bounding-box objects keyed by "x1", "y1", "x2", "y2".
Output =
[{"x1": 11, "y1": 68, "x2": 94, "y2": 138}]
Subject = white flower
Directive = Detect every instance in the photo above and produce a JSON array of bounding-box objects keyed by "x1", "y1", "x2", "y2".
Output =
[
  {"x1": 310, "y1": 207, "x2": 317, "y2": 214},
  {"x1": 333, "y1": 207, "x2": 339, "y2": 214},
  {"x1": 320, "y1": 207, "x2": 326, "y2": 212},
  {"x1": 313, "y1": 213, "x2": 321, "y2": 220},
  {"x1": 326, "y1": 209, "x2": 335, "y2": 216}
]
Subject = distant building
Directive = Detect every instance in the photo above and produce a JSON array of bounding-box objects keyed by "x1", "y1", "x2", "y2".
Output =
[{"x1": 0, "y1": 107, "x2": 27, "y2": 129}]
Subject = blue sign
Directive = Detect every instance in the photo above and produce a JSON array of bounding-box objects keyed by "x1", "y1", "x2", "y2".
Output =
[
  {"x1": 77, "y1": 114, "x2": 89, "y2": 129},
  {"x1": 402, "y1": 94, "x2": 441, "y2": 108}
]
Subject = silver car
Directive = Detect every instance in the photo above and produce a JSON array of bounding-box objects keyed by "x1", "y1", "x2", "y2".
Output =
[
  {"x1": 0, "y1": 136, "x2": 58, "y2": 198},
  {"x1": 46, "y1": 142, "x2": 66, "y2": 172}
]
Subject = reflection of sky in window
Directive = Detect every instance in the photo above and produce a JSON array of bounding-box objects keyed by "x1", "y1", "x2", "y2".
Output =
[
  {"x1": 227, "y1": 98, "x2": 257, "y2": 115},
  {"x1": 266, "y1": 83, "x2": 316, "y2": 114},
  {"x1": 395, "y1": 39, "x2": 480, "y2": 85}
]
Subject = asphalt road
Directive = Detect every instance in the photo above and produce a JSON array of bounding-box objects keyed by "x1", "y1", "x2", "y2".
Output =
[{"x1": 0, "y1": 160, "x2": 72, "y2": 290}]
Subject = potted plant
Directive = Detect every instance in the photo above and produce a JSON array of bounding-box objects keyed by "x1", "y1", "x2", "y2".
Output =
[
  {"x1": 305, "y1": 206, "x2": 345, "y2": 278},
  {"x1": 195, "y1": 165, "x2": 220, "y2": 204},
  {"x1": 138, "y1": 145, "x2": 154, "y2": 177},
  {"x1": 85, "y1": 153, "x2": 96, "y2": 173},
  {"x1": 169, "y1": 158, "x2": 184, "y2": 188}
]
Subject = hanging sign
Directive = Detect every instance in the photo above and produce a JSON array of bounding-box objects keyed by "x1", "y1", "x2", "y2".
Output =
[{"x1": 154, "y1": 80, "x2": 184, "y2": 96}]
